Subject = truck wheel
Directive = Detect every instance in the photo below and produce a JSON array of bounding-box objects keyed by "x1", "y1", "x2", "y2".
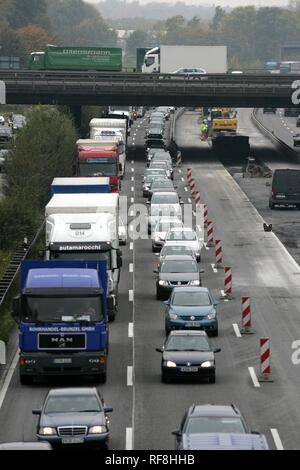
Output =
[{"x1": 20, "y1": 375, "x2": 33, "y2": 385}]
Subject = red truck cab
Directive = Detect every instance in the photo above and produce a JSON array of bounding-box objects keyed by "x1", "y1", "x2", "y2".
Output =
[{"x1": 77, "y1": 145, "x2": 120, "y2": 192}]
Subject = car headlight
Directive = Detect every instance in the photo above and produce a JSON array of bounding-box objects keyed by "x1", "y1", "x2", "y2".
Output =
[
  {"x1": 88, "y1": 425, "x2": 107, "y2": 434},
  {"x1": 159, "y1": 280, "x2": 168, "y2": 286},
  {"x1": 39, "y1": 427, "x2": 57, "y2": 436},
  {"x1": 166, "y1": 360, "x2": 176, "y2": 368},
  {"x1": 145, "y1": 186, "x2": 150, "y2": 190},
  {"x1": 207, "y1": 310, "x2": 216, "y2": 320},
  {"x1": 190, "y1": 280, "x2": 200, "y2": 286},
  {"x1": 201, "y1": 361, "x2": 213, "y2": 368},
  {"x1": 169, "y1": 312, "x2": 178, "y2": 320}
]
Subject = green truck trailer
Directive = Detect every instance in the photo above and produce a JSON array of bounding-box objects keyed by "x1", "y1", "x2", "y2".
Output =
[{"x1": 29, "y1": 46, "x2": 122, "y2": 71}]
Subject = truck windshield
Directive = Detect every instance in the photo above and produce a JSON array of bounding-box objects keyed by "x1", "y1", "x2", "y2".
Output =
[
  {"x1": 50, "y1": 251, "x2": 112, "y2": 269},
  {"x1": 23, "y1": 296, "x2": 103, "y2": 323},
  {"x1": 79, "y1": 162, "x2": 116, "y2": 177}
]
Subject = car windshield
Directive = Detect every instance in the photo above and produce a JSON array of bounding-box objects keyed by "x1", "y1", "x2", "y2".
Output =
[
  {"x1": 161, "y1": 246, "x2": 193, "y2": 257},
  {"x1": 172, "y1": 291, "x2": 211, "y2": 306},
  {"x1": 145, "y1": 170, "x2": 166, "y2": 176},
  {"x1": 167, "y1": 231, "x2": 197, "y2": 241},
  {"x1": 45, "y1": 395, "x2": 101, "y2": 414},
  {"x1": 185, "y1": 416, "x2": 246, "y2": 434},
  {"x1": 152, "y1": 194, "x2": 178, "y2": 204},
  {"x1": 160, "y1": 260, "x2": 198, "y2": 273},
  {"x1": 151, "y1": 181, "x2": 173, "y2": 190},
  {"x1": 23, "y1": 296, "x2": 103, "y2": 323},
  {"x1": 50, "y1": 250, "x2": 111, "y2": 269},
  {"x1": 156, "y1": 222, "x2": 182, "y2": 233},
  {"x1": 166, "y1": 335, "x2": 210, "y2": 351}
]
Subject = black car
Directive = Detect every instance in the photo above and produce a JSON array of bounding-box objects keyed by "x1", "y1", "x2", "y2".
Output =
[
  {"x1": 156, "y1": 330, "x2": 220, "y2": 383},
  {"x1": 263, "y1": 108, "x2": 276, "y2": 114},
  {"x1": 154, "y1": 255, "x2": 203, "y2": 300},
  {"x1": 293, "y1": 134, "x2": 300, "y2": 147},
  {"x1": 33, "y1": 387, "x2": 113, "y2": 449},
  {"x1": 172, "y1": 404, "x2": 250, "y2": 449},
  {"x1": 269, "y1": 168, "x2": 300, "y2": 208}
]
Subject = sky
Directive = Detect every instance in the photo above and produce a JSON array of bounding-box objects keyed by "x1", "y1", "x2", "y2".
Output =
[{"x1": 86, "y1": 0, "x2": 289, "y2": 7}]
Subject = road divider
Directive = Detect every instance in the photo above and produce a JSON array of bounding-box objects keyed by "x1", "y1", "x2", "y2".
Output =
[
  {"x1": 206, "y1": 220, "x2": 214, "y2": 247},
  {"x1": 214, "y1": 239, "x2": 223, "y2": 269},
  {"x1": 259, "y1": 337, "x2": 274, "y2": 382},
  {"x1": 223, "y1": 266, "x2": 233, "y2": 299},
  {"x1": 240, "y1": 296, "x2": 254, "y2": 334}
]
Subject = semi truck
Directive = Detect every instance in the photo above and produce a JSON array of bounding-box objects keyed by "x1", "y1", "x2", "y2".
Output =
[
  {"x1": 29, "y1": 46, "x2": 122, "y2": 71},
  {"x1": 142, "y1": 46, "x2": 227, "y2": 74},
  {"x1": 45, "y1": 193, "x2": 122, "y2": 322},
  {"x1": 75, "y1": 141, "x2": 121, "y2": 192},
  {"x1": 13, "y1": 260, "x2": 109, "y2": 385},
  {"x1": 51, "y1": 177, "x2": 111, "y2": 194}
]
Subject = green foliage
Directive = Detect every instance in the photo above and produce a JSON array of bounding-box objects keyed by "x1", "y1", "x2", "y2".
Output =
[
  {"x1": 7, "y1": 0, "x2": 49, "y2": 30},
  {"x1": 126, "y1": 31, "x2": 150, "y2": 56},
  {"x1": 0, "y1": 25, "x2": 27, "y2": 65}
]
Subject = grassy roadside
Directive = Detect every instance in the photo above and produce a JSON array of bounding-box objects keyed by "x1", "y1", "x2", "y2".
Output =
[{"x1": 0, "y1": 250, "x2": 13, "y2": 278}]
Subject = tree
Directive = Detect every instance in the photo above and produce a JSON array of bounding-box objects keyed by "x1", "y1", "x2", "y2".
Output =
[
  {"x1": 74, "y1": 17, "x2": 118, "y2": 47},
  {"x1": 210, "y1": 6, "x2": 226, "y2": 31},
  {"x1": 7, "y1": 0, "x2": 49, "y2": 30},
  {"x1": 16, "y1": 25, "x2": 56, "y2": 55},
  {"x1": 126, "y1": 31, "x2": 150, "y2": 56},
  {"x1": 0, "y1": 26, "x2": 27, "y2": 65}
]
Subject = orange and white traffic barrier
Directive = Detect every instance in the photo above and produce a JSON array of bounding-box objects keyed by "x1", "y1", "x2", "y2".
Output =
[
  {"x1": 187, "y1": 168, "x2": 192, "y2": 183},
  {"x1": 259, "y1": 337, "x2": 273, "y2": 382},
  {"x1": 176, "y1": 150, "x2": 182, "y2": 166},
  {"x1": 206, "y1": 220, "x2": 214, "y2": 247},
  {"x1": 203, "y1": 204, "x2": 208, "y2": 227},
  {"x1": 190, "y1": 179, "x2": 196, "y2": 195},
  {"x1": 240, "y1": 296, "x2": 253, "y2": 334},
  {"x1": 224, "y1": 266, "x2": 232, "y2": 298},
  {"x1": 195, "y1": 191, "x2": 201, "y2": 207},
  {"x1": 214, "y1": 239, "x2": 223, "y2": 268}
]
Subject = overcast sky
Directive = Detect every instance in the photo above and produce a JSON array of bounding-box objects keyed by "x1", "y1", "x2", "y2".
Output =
[{"x1": 87, "y1": 0, "x2": 289, "y2": 7}]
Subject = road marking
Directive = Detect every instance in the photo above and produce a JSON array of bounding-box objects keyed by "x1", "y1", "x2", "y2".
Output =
[
  {"x1": 181, "y1": 177, "x2": 185, "y2": 182},
  {"x1": 248, "y1": 366, "x2": 260, "y2": 388},
  {"x1": 129, "y1": 224, "x2": 134, "y2": 232},
  {"x1": 233, "y1": 323, "x2": 242, "y2": 338},
  {"x1": 0, "y1": 349, "x2": 19, "y2": 410},
  {"x1": 129, "y1": 289, "x2": 134, "y2": 301},
  {"x1": 211, "y1": 263, "x2": 218, "y2": 273},
  {"x1": 178, "y1": 169, "x2": 182, "y2": 173},
  {"x1": 131, "y1": 176, "x2": 134, "y2": 181},
  {"x1": 184, "y1": 187, "x2": 188, "y2": 192},
  {"x1": 131, "y1": 160, "x2": 134, "y2": 164},
  {"x1": 130, "y1": 197, "x2": 134, "y2": 203},
  {"x1": 130, "y1": 242, "x2": 133, "y2": 250},
  {"x1": 283, "y1": 123, "x2": 287, "y2": 127},
  {"x1": 129, "y1": 210, "x2": 134, "y2": 217},
  {"x1": 192, "y1": 210, "x2": 196, "y2": 217},
  {"x1": 129, "y1": 263, "x2": 133, "y2": 273},
  {"x1": 128, "y1": 322, "x2": 134, "y2": 338},
  {"x1": 188, "y1": 198, "x2": 192, "y2": 204},
  {"x1": 131, "y1": 167, "x2": 134, "y2": 172},
  {"x1": 131, "y1": 186, "x2": 134, "y2": 192},
  {"x1": 290, "y1": 130, "x2": 294, "y2": 134},
  {"x1": 127, "y1": 366, "x2": 133, "y2": 386},
  {"x1": 270, "y1": 428, "x2": 284, "y2": 450},
  {"x1": 126, "y1": 427, "x2": 133, "y2": 450}
]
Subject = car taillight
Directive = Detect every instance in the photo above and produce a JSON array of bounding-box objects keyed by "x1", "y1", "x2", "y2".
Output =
[{"x1": 110, "y1": 176, "x2": 119, "y2": 192}]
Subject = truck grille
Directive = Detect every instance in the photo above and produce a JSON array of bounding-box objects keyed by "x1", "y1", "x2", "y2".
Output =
[
  {"x1": 58, "y1": 426, "x2": 87, "y2": 437},
  {"x1": 170, "y1": 281, "x2": 189, "y2": 286},
  {"x1": 38, "y1": 333, "x2": 86, "y2": 350}
]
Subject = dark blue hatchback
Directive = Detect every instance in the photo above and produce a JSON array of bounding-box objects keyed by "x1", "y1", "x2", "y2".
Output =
[{"x1": 165, "y1": 287, "x2": 218, "y2": 336}]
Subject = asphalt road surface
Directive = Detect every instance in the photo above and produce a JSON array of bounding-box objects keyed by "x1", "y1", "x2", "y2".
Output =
[{"x1": 0, "y1": 110, "x2": 300, "y2": 450}]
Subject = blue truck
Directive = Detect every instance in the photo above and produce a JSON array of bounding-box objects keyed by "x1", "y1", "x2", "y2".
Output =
[
  {"x1": 50, "y1": 177, "x2": 111, "y2": 195},
  {"x1": 13, "y1": 260, "x2": 108, "y2": 385}
]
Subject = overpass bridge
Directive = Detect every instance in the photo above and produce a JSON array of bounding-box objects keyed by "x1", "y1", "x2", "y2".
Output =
[{"x1": 1, "y1": 70, "x2": 300, "y2": 108}]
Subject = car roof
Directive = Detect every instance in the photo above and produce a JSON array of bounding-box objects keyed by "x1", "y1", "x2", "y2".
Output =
[
  {"x1": 48, "y1": 387, "x2": 98, "y2": 397},
  {"x1": 162, "y1": 254, "x2": 196, "y2": 261},
  {"x1": 172, "y1": 286, "x2": 209, "y2": 293},
  {"x1": 168, "y1": 227, "x2": 194, "y2": 232},
  {"x1": 170, "y1": 330, "x2": 208, "y2": 337},
  {"x1": 188, "y1": 404, "x2": 242, "y2": 417}
]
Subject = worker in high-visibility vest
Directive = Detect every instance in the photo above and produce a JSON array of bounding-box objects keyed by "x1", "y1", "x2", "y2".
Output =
[{"x1": 200, "y1": 119, "x2": 209, "y2": 140}]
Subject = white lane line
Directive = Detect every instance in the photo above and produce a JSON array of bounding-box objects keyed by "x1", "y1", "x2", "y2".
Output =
[
  {"x1": 131, "y1": 160, "x2": 134, "y2": 164},
  {"x1": 128, "y1": 323, "x2": 134, "y2": 338},
  {"x1": 127, "y1": 366, "x2": 133, "y2": 386},
  {"x1": 290, "y1": 130, "x2": 294, "y2": 134},
  {"x1": 283, "y1": 123, "x2": 287, "y2": 127},
  {"x1": 0, "y1": 349, "x2": 19, "y2": 410},
  {"x1": 233, "y1": 323, "x2": 242, "y2": 338},
  {"x1": 248, "y1": 366, "x2": 260, "y2": 388},
  {"x1": 181, "y1": 177, "x2": 185, "y2": 182},
  {"x1": 129, "y1": 210, "x2": 134, "y2": 217},
  {"x1": 131, "y1": 167, "x2": 134, "y2": 172},
  {"x1": 270, "y1": 428, "x2": 284, "y2": 450},
  {"x1": 131, "y1": 186, "x2": 134, "y2": 192},
  {"x1": 184, "y1": 187, "x2": 188, "y2": 192},
  {"x1": 130, "y1": 242, "x2": 133, "y2": 250},
  {"x1": 130, "y1": 197, "x2": 134, "y2": 203},
  {"x1": 129, "y1": 289, "x2": 134, "y2": 301},
  {"x1": 126, "y1": 427, "x2": 133, "y2": 450},
  {"x1": 188, "y1": 198, "x2": 192, "y2": 204},
  {"x1": 129, "y1": 263, "x2": 133, "y2": 273},
  {"x1": 220, "y1": 289, "x2": 229, "y2": 302},
  {"x1": 204, "y1": 242, "x2": 210, "y2": 251},
  {"x1": 178, "y1": 169, "x2": 182, "y2": 173},
  {"x1": 129, "y1": 224, "x2": 134, "y2": 232},
  {"x1": 131, "y1": 176, "x2": 134, "y2": 181},
  {"x1": 211, "y1": 264, "x2": 218, "y2": 273},
  {"x1": 192, "y1": 210, "x2": 196, "y2": 217}
]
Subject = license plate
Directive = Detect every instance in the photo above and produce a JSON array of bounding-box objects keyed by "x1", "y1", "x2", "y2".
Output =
[
  {"x1": 53, "y1": 358, "x2": 72, "y2": 364},
  {"x1": 185, "y1": 322, "x2": 201, "y2": 327},
  {"x1": 180, "y1": 366, "x2": 198, "y2": 372},
  {"x1": 62, "y1": 437, "x2": 84, "y2": 445}
]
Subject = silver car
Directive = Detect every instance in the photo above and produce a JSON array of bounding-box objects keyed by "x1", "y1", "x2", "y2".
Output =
[
  {"x1": 152, "y1": 218, "x2": 183, "y2": 252},
  {"x1": 165, "y1": 227, "x2": 203, "y2": 262}
]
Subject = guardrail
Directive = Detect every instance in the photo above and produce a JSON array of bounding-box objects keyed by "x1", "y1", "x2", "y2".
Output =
[
  {"x1": 0, "y1": 223, "x2": 44, "y2": 315},
  {"x1": 251, "y1": 108, "x2": 300, "y2": 164}
]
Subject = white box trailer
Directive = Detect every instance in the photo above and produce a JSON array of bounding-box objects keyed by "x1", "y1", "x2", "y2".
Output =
[{"x1": 142, "y1": 45, "x2": 227, "y2": 74}]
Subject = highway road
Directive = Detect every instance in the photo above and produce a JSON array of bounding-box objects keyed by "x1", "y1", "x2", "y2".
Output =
[{"x1": 1, "y1": 109, "x2": 300, "y2": 450}]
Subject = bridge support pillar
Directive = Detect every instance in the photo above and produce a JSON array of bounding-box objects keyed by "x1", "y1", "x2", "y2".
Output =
[{"x1": 69, "y1": 105, "x2": 82, "y2": 132}]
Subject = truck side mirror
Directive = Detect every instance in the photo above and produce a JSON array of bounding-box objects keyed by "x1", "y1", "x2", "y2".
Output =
[
  {"x1": 117, "y1": 250, "x2": 123, "y2": 269},
  {"x1": 119, "y1": 164, "x2": 122, "y2": 173},
  {"x1": 12, "y1": 296, "x2": 21, "y2": 323}
]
